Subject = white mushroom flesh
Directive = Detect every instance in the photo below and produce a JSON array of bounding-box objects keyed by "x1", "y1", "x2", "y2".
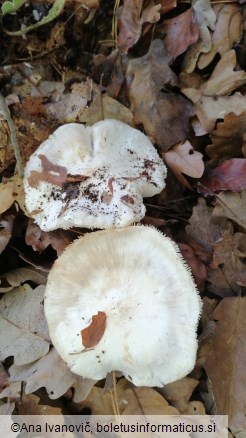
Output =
[
  {"x1": 24, "y1": 120, "x2": 167, "y2": 231},
  {"x1": 44, "y1": 226, "x2": 202, "y2": 387}
]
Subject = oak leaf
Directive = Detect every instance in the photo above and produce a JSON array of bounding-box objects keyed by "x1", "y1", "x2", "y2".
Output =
[
  {"x1": 205, "y1": 297, "x2": 246, "y2": 431},
  {"x1": 126, "y1": 40, "x2": 194, "y2": 152},
  {"x1": 117, "y1": 0, "x2": 161, "y2": 53},
  {"x1": 163, "y1": 8, "x2": 199, "y2": 59},
  {"x1": 199, "y1": 159, "x2": 246, "y2": 193},
  {"x1": 9, "y1": 348, "x2": 96, "y2": 401}
]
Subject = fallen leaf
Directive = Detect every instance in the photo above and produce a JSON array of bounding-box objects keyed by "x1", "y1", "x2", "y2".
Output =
[
  {"x1": 212, "y1": 190, "x2": 246, "y2": 229},
  {"x1": 117, "y1": 0, "x2": 161, "y2": 53},
  {"x1": 71, "y1": 378, "x2": 131, "y2": 414},
  {"x1": 45, "y1": 93, "x2": 88, "y2": 123},
  {"x1": 159, "y1": 377, "x2": 199, "y2": 413},
  {"x1": 162, "y1": 9, "x2": 199, "y2": 59},
  {"x1": 178, "y1": 243, "x2": 206, "y2": 292},
  {"x1": 9, "y1": 348, "x2": 96, "y2": 400},
  {"x1": 0, "y1": 381, "x2": 21, "y2": 400},
  {"x1": 198, "y1": 4, "x2": 243, "y2": 69},
  {"x1": 156, "y1": 0, "x2": 176, "y2": 14},
  {"x1": 182, "y1": 91, "x2": 246, "y2": 132},
  {"x1": 201, "y1": 50, "x2": 246, "y2": 96},
  {"x1": 25, "y1": 219, "x2": 74, "y2": 256},
  {"x1": 81, "y1": 311, "x2": 107, "y2": 349},
  {"x1": 163, "y1": 140, "x2": 204, "y2": 188},
  {"x1": 79, "y1": 94, "x2": 133, "y2": 125},
  {"x1": 0, "y1": 176, "x2": 26, "y2": 215},
  {"x1": 182, "y1": 0, "x2": 216, "y2": 72},
  {"x1": 0, "y1": 362, "x2": 9, "y2": 393},
  {"x1": 0, "y1": 402, "x2": 15, "y2": 414},
  {"x1": 206, "y1": 112, "x2": 246, "y2": 159},
  {"x1": 17, "y1": 393, "x2": 62, "y2": 415},
  {"x1": 205, "y1": 297, "x2": 246, "y2": 431},
  {"x1": 122, "y1": 387, "x2": 179, "y2": 414},
  {"x1": 126, "y1": 39, "x2": 194, "y2": 152},
  {"x1": 0, "y1": 284, "x2": 50, "y2": 365},
  {"x1": 211, "y1": 230, "x2": 246, "y2": 292},
  {"x1": 0, "y1": 267, "x2": 47, "y2": 293},
  {"x1": 184, "y1": 400, "x2": 206, "y2": 414},
  {"x1": 0, "y1": 216, "x2": 14, "y2": 255},
  {"x1": 199, "y1": 159, "x2": 246, "y2": 193},
  {"x1": 185, "y1": 198, "x2": 221, "y2": 253}
]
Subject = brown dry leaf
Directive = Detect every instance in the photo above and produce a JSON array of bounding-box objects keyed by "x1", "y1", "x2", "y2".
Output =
[
  {"x1": 12, "y1": 107, "x2": 54, "y2": 166},
  {"x1": 206, "y1": 112, "x2": 246, "y2": 159},
  {"x1": 207, "y1": 266, "x2": 235, "y2": 298},
  {"x1": 182, "y1": 89, "x2": 246, "y2": 132},
  {"x1": 45, "y1": 93, "x2": 88, "y2": 123},
  {"x1": 71, "y1": 378, "x2": 131, "y2": 414},
  {"x1": 182, "y1": 0, "x2": 216, "y2": 73},
  {"x1": 126, "y1": 39, "x2": 194, "y2": 152},
  {"x1": 159, "y1": 377, "x2": 199, "y2": 413},
  {"x1": 0, "y1": 180, "x2": 16, "y2": 214},
  {"x1": 199, "y1": 159, "x2": 246, "y2": 193},
  {"x1": 162, "y1": 9, "x2": 199, "y2": 59},
  {"x1": 122, "y1": 387, "x2": 179, "y2": 414},
  {"x1": 184, "y1": 401, "x2": 206, "y2": 414},
  {"x1": 163, "y1": 140, "x2": 204, "y2": 188},
  {"x1": 185, "y1": 198, "x2": 221, "y2": 253},
  {"x1": 212, "y1": 191, "x2": 246, "y2": 230},
  {"x1": 178, "y1": 243, "x2": 206, "y2": 292},
  {"x1": 25, "y1": 219, "x2": 74, "y2": 256},
  {"x1": 117, "y1": 0, "x2": 161, "y2": 53},
  {"x1": 211, "y1": 230, "x2": 246, "y2": 292},
  {"x1": 198, "y1": 4, "x2": 243, "y2": 69},
  {"x1": 17, "y1": 393, "x2": 62, "y2": 415},
  {"x1": 156, "y1": 0, "x2": 176, "y2": 14},
  {"x1": 79, "y1": 94, "x2": 133, "y2": 125},
  {"x1": 201, "y1": 50, "x2": 246, "y2": 96},
  {"x1": 81, "y1": 311, "x2": 107, "y2": 349},
  {"x1": 0, "y1": 120, "x2": 14, "y2": 173},
  {"x1": 204, "y1": 297, "x2": 246, "y2": 431},
  {"x1": 0, "y1": 176, "x2": 26, "y2": 215}
]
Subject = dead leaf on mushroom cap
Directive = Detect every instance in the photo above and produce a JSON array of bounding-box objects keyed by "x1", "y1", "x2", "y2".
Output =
[
  {"x1": 126, "y1": 40, "x2": 194, "y2": 152},
  {"x1": 81, "y1": 311, "x2": 107, "y2": 349}
]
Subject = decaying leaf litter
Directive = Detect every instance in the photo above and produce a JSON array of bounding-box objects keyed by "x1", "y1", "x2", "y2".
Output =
[{"x1": 0, "y1": 0, "x2": 245, "y2": 434}]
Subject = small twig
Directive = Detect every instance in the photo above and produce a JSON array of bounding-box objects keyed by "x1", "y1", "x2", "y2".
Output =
[{"x1": 0, "y1": 92, "x2": 24, "y2": 177}]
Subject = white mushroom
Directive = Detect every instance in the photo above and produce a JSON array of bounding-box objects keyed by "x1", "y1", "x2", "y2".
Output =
[
  {"x1": 24, "y1": 120, "x2": 166, "y2": 231},
  {"x1": 44, "y1": 226, "x2": 202, "y2": 387}
]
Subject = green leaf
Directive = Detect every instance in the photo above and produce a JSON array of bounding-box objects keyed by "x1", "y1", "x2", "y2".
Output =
[
  {"x1": 2, "y1": 0, "x2": 65, "y2": 35},
  {"x1": 2, "y1": 0, "x2": 26, "y2": 15}
]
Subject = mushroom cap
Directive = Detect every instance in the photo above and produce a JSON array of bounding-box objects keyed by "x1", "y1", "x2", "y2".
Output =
[
  {"x1": 44, "y1": 226, "x2": 202, "y2": 387},
  {"x1": 24, "y1": 120, "x2": 166, "y2": 231}
]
